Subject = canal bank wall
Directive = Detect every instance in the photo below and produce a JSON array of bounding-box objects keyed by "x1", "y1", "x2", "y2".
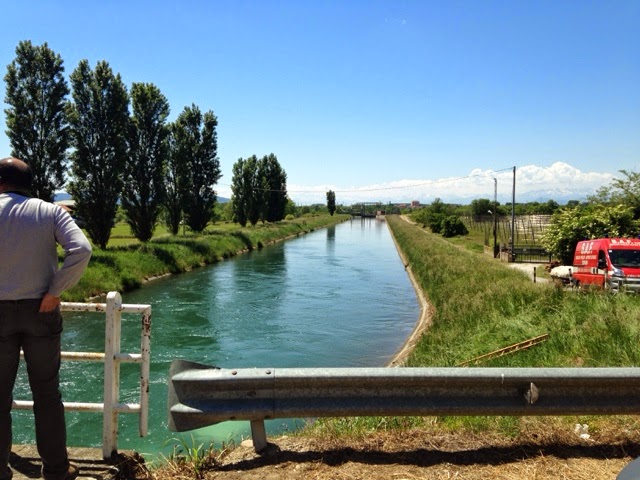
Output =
[{"x1": 386, "y1": 215, "x2": 433, "y2": 367}]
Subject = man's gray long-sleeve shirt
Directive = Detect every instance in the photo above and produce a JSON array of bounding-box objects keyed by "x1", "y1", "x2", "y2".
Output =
[{"x1": 0, "y1": 193, "x2": 92, "y2": 300}]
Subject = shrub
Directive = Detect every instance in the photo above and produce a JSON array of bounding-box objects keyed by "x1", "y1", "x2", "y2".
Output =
[{"x1": 441, "y1": 216, "x2": 468, "y2": 237}]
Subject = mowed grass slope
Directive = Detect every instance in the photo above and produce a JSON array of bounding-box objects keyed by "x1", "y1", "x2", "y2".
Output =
[{"x1": 386, "y1": 215, "x2": 640, "y2": 369}]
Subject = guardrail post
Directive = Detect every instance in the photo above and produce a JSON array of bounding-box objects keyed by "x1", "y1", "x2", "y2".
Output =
[
  {"x1": 103, "y1": 292, "x2": 122, "y2": 460},
  {"x1": 250, "y1": 420, "x2": 268, "y2": 452}
]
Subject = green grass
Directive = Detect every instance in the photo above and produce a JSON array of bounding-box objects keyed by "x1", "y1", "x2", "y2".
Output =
[{"x1": 386, "y1": 215, "x2": 640, "y2": 368}]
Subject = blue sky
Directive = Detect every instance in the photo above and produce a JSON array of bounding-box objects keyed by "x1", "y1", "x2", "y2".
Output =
[{"x1": 1, "y1": 1, "x2": 638, "y2": 204}]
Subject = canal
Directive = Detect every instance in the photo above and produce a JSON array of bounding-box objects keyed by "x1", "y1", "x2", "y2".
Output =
[{"x1": 11, "y1": 217, "x2": 420, "y2": 457}]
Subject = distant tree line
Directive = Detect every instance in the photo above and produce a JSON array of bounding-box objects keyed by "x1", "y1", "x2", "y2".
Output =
[
  {"x1": 407, "y1": 172, "x2": 640, "y2": 263},
  {"x1": 466, "y1": 198, "x2": 562, "y2": 218},
  {"x1": 4, "y1": 41, "x2": 233, "y2": 248}
]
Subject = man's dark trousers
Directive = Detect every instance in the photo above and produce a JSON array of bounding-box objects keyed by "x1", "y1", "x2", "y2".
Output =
[{"x1": 0, "y1": 299, "x2": 70, "y2": 478}]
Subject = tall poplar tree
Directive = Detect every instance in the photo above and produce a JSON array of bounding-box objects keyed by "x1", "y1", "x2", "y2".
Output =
[
  {"x1": 256, "y1": 156, "x2": 270, "y2": 223},
  {"x1": 260, "y1": 153, "x2": 287, "y2": 222},
  {"x1": 67, "y1": 60, "x2": 129, "y2": 249},
  {"x1": 230, "y1": 157, "x2": 248, "y2": 227},
  {"x1": 123, "y1": 83, "x2": 170, "y2": 242},
  {"x1": 164, "y1": 128, "x2": 182, "y2": 235},
  {"x1": 172, "y1": 104, "x2": 221, "y2": 232},
  {"x1": 243, "y1": 155, "x2": 261, "y2": 226},
  {"x1": 326, "y1": 190, "x2": 336, "y2": 216},
  {"x1": 4, "y1": 40, "x2": 69, "y2": 201}
]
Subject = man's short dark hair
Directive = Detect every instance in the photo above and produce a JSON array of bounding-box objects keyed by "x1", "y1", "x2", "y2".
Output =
[{"x1": 0, "y1": 157, "x2": 33, "y2": 188}]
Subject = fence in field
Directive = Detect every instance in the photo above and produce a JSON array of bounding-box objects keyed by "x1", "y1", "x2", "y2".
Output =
[
  {"x1": 463, "y1": 215, "x2": 555, "y2": 263},
  {"x1": 462, "y1": 215, "x2": 553, "y2": 247}
]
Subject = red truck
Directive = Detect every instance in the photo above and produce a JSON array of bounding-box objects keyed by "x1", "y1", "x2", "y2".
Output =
[{"x1": 557, "y1": 237, "x2": 640, "y2": 292}]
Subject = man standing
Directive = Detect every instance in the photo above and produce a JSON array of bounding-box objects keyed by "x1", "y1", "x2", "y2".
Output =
[{"x1": 0, "y1": 158, "x2": 92, "y2": 480}]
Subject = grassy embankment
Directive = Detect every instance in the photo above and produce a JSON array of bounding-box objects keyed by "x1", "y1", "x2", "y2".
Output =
[
  {"x1": 309, "y1": 214, "x2": 640, "y2": 438},
  {"x1": 63, "y1": 214, "x2": 350, "y2": 302}
]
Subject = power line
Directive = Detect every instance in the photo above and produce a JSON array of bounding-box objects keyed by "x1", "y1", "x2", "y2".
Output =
[{"x1": 217, "y1": 166, "x2": 516, "y2": 195}]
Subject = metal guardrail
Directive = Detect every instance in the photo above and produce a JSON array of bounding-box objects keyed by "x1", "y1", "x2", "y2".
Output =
[
  {"x1": 168, "y1": 360, "x2": 640, "y2": 453},
  {"x1": 14, "y1": 291, "x2": 151, "y2": 460}
]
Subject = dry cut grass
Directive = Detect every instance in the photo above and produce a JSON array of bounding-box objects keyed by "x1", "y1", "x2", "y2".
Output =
[{"x1": 145, "y1": 417, "x2": 640, "y2": 480}]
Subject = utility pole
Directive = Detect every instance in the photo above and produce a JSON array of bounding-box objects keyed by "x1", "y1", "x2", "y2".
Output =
[
  {"x1": 511, "y1": 166, "x2": 516, "y2": 262},
  {"x1": 493, "y1": 178, "x2": 498, "y2": 258}
]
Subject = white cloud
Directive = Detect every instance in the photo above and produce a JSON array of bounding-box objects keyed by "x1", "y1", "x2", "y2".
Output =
[{"x1": 279, "y1": 162, "x2": 616, "y2": 205}]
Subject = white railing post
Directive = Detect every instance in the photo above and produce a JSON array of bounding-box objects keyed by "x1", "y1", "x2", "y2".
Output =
[
  {"x1": 139, "y1": 307, "x2": 151, "y2": 437},
  {"x1": 102, "y1": 291, "x2": 122, "y2": 460}
]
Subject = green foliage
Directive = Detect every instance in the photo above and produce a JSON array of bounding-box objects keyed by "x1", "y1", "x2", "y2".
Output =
[
  {"x1": 539, "y1": 199, "x2": 561, "y2": 215},
  {"x1": 230, "y1": 159, "x2": 248, "y2": 226},
  {"x1": 163, "y1": 130, "x2": 182, "y2": 235},
  {"x1": 470, "y1": 198, "x2": 494, "y2": 218},
  {"x1": 326, "y1": 190, "x2": 336, "y2": 216},
  {"x1": 122, "y1": 82, "x2": 170, "y2": 242},
  {"x1": 172, "y1": 104, "x2": 221, "y2": 232},
  {"x1": 4, "y1": 40, "x2": 69, "y2": 201},
  {"x1": 502, "y1": 200, "x2": 562, "y2": 216},
  {"x1": 231, "y1": 154, "x2": 288, "y2": 226},
  {"x1": 67, "y1": 59, "x2": 129, "y2": 249},
  {"x1": 441, "y1": 215, "x2": 468, "y2": 237},
  {"x1": 260, "y1": 153, "x2": 288, "y2": 222},
  {"x1": 167, "y1": 435, "x2": 220, "y2": 478},
  {"x1": 285, "y1": 198, "x2": 297, "y2": 217},
  {"x1": 590, "y1": 169, "x2": 640, "y2": 219},
  {"x1": 244, "y1": 155, "x2": 261, "y2": 226},
  {"x1": 215, "y1": 200, "x2": 234, "y2": 223},
  {"x1": 411, "y1": 198, "x2": 458, "y2": 234},
  {"x1": 541, "y1": 204, "x2": 639, "y2": 264}
]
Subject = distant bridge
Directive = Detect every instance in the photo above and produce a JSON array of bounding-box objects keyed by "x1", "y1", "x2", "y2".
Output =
[{"x1": 350, "y1": 202, "x2": 384, "y2": 218}]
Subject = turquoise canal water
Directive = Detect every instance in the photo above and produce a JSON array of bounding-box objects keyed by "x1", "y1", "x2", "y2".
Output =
[{"x1": 11, "y1": 218, "x2": 420, "y2": 457}]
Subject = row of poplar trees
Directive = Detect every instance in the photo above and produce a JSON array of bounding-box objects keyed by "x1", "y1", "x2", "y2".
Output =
[
  {"x1": 3, "y1": 40, "x2": 222, "y2": 249},
  {"x1": 230, "y1": 154, "x2": 288, "y2": 227}
]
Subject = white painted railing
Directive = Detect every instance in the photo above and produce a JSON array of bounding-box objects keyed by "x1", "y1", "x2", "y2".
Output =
[{"x1": 13, "y1": 291, "x2": 151, "y2": 460}]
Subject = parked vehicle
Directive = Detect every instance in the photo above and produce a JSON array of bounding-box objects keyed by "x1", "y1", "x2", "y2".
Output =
[{"x1": 550, "y1": 238, "x2": 640, "y2": 292}]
